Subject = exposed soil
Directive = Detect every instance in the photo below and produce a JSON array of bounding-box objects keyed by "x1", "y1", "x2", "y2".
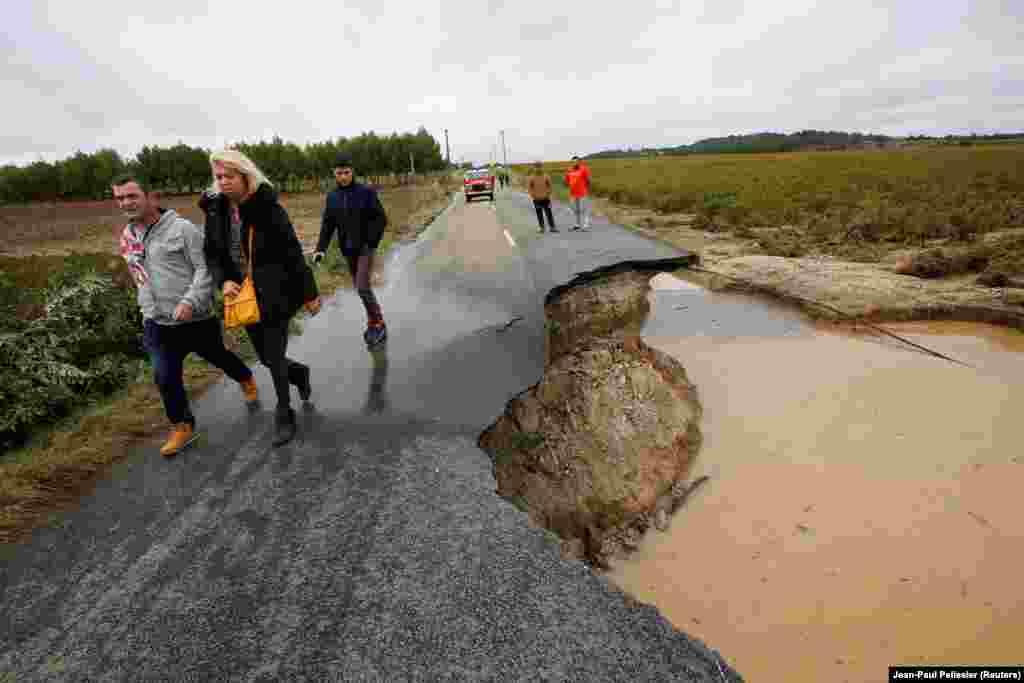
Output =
[
  {"x1": 486, "y1": 186, "x2": 1024, "y2": 675},
  {"x1": 479, "y1": 263, "x2": 704, "y2": 567},
  {"x1": 0, "y1": 182, "x2": 453, "y2": 260}
]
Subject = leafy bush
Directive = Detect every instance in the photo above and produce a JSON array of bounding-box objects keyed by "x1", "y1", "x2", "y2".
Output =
[
  {"x1": 701, "y1": 191, "x2": 738, "y2": 214},
  {"x1": 0, "y1": 268, "x2": 144, "y2": 450},
  {"x1": 0, "y1": 271, "x2": 24, "y2": 332}
]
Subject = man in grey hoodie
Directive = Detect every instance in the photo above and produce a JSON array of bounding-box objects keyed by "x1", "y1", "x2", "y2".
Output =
[{"x1": 114, "y1": 175, "x2": 257, "y2": 457}]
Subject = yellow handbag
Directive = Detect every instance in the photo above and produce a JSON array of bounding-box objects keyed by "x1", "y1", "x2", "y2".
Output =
[{"x1": 224, "y1": 225, "x2": 261, "y2": 329}]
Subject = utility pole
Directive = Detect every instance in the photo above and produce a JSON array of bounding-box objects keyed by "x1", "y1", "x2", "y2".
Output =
[
  {"x1": 444, "y1": 128, "x2": 451, "y2": 166},
  {"x1": 500, "y1": 130, "x2": 508, "y2": 166},
  {"x1": 410, "y1": 151, "x2": 415, "y2": 176}
]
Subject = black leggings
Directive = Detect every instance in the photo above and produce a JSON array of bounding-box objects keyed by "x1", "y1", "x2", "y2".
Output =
[
  {"x1": 533, "y1": 199, "x2": 555, "y2": 228},
  {"x1": 245, "y1": 318, "x2": 308, "y2": 417}
]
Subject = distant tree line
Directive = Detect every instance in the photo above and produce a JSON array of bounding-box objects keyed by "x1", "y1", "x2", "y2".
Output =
[
  {"x1": 905, "y1": 133, "x2": 1024, "y2": 142},
  {"x1": 588, "y1": 130, "x2": 899, "y2": 159},
  {"x1": 0, "y1": 127, "x2": 448, "y2": 203},
  {"x1": 904, "y1": 132, "x2": 1024, "y2": 147},
  {"x1": 587, "y1": 130, "x2": 1024, "y2": 160}
]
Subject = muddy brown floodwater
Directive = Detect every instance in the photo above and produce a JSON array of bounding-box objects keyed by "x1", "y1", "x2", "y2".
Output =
[{"x1": 608, "y1": 274, "x2": 1024, "y2": 682}]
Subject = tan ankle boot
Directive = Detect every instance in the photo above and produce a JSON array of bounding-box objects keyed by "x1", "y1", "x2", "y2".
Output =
[
  {"x1": 240, "y1": 377, "x2": 259, "y2": 404},
  {"x1": 160, "y1": 423, "x2": 198, "y2": 457}
]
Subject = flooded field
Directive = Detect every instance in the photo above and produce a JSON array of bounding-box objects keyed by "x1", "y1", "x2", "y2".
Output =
[{"x1": 608, "y1": 274, "x2": 1024, "y2": 682}]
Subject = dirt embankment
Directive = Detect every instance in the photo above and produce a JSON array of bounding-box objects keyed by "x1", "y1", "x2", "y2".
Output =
[{"x1": 478, "y1": 258, "x2": 704, "y2": 567}]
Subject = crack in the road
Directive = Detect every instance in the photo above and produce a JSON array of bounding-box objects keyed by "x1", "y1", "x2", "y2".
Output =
[
  {"x1": 496, "y1": 315, "x2": 524, "y2": 332},
  {"x1": 472, "y1": 316, "x2": 525, "y2": 335}
]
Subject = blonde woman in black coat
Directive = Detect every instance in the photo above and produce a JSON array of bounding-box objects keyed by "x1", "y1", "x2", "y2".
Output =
[{"x1": 201, "y1": 149, "x2": 320, "y2": 446}]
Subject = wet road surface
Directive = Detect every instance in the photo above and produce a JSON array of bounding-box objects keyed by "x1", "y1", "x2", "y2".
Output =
[{"x1": 1, "y1": 191, "x2": 741, "y2": 681}]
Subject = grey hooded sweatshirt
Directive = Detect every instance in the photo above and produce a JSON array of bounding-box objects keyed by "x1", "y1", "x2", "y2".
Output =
[{"x1": 128, "y1": 209, "x2": 215, "y2": 325}]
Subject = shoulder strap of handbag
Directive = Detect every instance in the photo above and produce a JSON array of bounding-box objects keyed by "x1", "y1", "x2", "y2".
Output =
[{"x1": 247, "y1": 225, "x2": 254, "y2": 278}]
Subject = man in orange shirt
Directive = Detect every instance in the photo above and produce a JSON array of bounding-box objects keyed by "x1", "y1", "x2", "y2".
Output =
[{"x1": 563, "y1": 155, "x2": 592, "y2": 231}]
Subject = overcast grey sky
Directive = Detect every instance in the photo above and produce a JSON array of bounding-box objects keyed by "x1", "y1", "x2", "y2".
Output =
[{"x1": 2, "y1": 0, "x2": 1022, "y2": 167}]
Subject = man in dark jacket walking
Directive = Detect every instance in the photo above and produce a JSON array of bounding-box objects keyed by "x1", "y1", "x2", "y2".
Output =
[{"x1": 313, "y1": 154, "x2": 389, "y2": 348}]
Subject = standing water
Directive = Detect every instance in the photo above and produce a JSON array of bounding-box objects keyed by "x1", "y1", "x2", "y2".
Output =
[{"x1": 608, "y1": 274, "x2": 1024, "y2": 682}]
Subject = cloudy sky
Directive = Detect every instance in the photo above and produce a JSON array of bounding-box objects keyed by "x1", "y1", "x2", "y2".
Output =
[{"x1": 2, "y1": 0, "x2": 1022, "y2": 167}]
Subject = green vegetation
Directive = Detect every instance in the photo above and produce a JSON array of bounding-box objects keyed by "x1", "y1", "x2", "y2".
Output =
[
  {"x1": 518, "y1": 145, "x2": 1024, "y2": 275},
  {"x1": 511, "y1": 431, "x2": 546, "y2": 451},
  {"x1": 0, "y1": 128, "x2": 449, "y2": 202},
  {"x1": 0, "y1": 255, "x2": 143, "y2": 449}
]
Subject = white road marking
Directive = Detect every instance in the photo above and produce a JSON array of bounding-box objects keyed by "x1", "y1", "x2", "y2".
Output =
[{"x1": 503, "y1": 229, "x2": 516, "y2": 247}]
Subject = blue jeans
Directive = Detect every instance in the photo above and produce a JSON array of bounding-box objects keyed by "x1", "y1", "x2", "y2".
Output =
[
  {"x1": 571, "y1": 197, "x2": 591, "y2": 228},
  {"x1": 143, "y1": 317, "x2": 253, "y2": 426}
]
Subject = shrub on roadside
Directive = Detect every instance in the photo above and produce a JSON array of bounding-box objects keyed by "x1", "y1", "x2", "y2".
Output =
[
  {"x1": 0, "y1": 266, "x2": 144, "y2": 450},
  {"x1": 0, "y1": 272, "x2": 25, "y2": 333}
]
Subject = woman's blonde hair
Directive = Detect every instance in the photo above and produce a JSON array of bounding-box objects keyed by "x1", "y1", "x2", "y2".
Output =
[{"x1": 208, "y1": 148, "x2": 273, "y2": 194}]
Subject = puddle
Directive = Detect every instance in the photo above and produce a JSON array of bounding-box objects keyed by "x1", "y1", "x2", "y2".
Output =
[{"x1": 608, "y1": 274, "x2": 1024, "y2": 681}]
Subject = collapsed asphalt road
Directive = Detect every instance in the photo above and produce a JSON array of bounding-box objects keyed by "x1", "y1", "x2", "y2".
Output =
[{"x1": 0, "y1": 190, "x2": 743, "y2": 682}]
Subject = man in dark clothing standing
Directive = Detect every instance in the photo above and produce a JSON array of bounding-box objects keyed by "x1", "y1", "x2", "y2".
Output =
[
  {"x1": 313, "y1": 154, "x2": 389, "y2": 348},
  {"x1": 527, "y1": 162, "x2": 557, "y2": 233}
]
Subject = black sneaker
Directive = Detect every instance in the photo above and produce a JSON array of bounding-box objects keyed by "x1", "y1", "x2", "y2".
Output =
[
  {"x1": 364, "y1": 325, "x2": 387, "y2": 348},
  {"x1": 550, "y1": 226, "x2": 560, "y2": 233},
  {"x1": 272, "y1": 408, "x2": 296, "y2": 447}
]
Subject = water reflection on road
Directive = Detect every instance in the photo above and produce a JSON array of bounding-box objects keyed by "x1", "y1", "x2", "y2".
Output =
[{"x1": 609, "y1": 274, "x2": 1024, "y2": 682}]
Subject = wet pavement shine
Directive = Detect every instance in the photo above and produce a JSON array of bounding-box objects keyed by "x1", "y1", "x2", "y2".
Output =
[
  {"x1": 0, "y1": 192, "x2": 739, "y2": 681},
  {"x1": 609, "y1": 273, "x2": 1024, "y2": 682}
]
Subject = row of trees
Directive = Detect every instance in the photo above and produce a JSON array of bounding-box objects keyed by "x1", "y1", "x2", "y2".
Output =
[
  {"x1": 589, "y1": 130, "x2": 900, "y2": 159},
  {"x1": 0, "y1": 128, "x2": 448, "y2": 203}
]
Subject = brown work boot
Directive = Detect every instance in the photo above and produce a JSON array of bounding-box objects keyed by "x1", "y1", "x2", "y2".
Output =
[
  {"x1": 240, "y1": 376, "x2": 259, "y2": 404},
  {"x1": 160, "y1": 423, "x2": 198, "y2": 457}
]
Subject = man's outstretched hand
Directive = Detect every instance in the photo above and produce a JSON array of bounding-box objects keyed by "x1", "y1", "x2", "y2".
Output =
[{"x1": 173, "y1": 302, "x2": 194, "y2": 321}]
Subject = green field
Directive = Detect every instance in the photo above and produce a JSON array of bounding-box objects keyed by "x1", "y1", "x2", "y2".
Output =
[
  {"x1": 531, "y1": 146, "x2": 1023, "y2": 232},
  {"x1": 519, "y1": 145, "x2": 1024, "y2": 271}
]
